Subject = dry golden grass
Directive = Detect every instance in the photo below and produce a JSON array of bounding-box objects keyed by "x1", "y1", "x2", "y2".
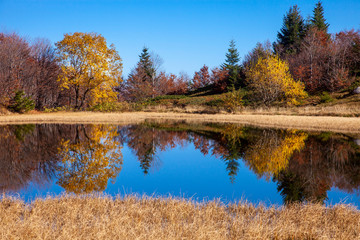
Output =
[
  {"x1": 0, "y1": 111, "x2": 360, "y2": 133},
  {"x1": 143, "y1": 102, "x2": 360, "y2": 117},
  {"x1": 239, "y1": 104, "x2": 360, "y2": 117},
  {"x1": 0, "y1": 195, "x2": 359, "y2": 240}
]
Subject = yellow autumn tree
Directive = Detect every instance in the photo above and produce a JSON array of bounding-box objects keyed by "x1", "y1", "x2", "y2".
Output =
[
  {"x1": 246, "y1": 54, "x2": 307, "y2": 105},
  {"x1": 245, "y1": 130, "x2": 308, "y2": 180},
  {"x1": 57, "y1": 125, "x2": 123, "y2": 193},
  {"x1": 56, "y1": 32, "x2": 122, "y2": 109}
]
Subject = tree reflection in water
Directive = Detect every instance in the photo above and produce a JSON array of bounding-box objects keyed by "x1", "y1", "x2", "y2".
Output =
[
  {"x1": 121, "y1": 121, "x2": 360, "y2": 204},
  {"x1": 0, "y1": 122, "x2": 359, "y2": 205},
  {"x1": 57, "y1": 124, "x2": 123, "y2": 193},
  {"x1": 0, "y1": 124, "x2": 70, "y2": 192}
]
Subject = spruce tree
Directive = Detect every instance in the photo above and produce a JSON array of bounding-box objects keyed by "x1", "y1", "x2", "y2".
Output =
[
  {"x1": 138, "y1": 47, "x2": 155, "y2": 78},
  {"x1": 276, "y1": 5, "x2": 306, "y2": 54},
  {"x1": 310, "y1": 1, "x2": 329, "y2": 33},
  {"x1": 222, "y1": 40, "x2": 242, "y2": 90},
  {"x1": 222, "y1": 40, "x2": 240, "y2": 68}
]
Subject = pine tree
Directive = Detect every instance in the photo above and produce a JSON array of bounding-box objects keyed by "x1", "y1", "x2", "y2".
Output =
[
  {"x1": 125, "y1": 47, "x2": 163, "y2": 99},
  {"x1": 138, "y1": 47, "x2": 155, "y2": 78},
  {"x1": 310, "y1": 1, "x2": 329, "y2": 33},
  {"x1": 276, "y1": 5, "x2": 306, "y2": 54},
  {"x1": 222, "y1": 40, "x2": 240, "y2": 68},
  {"x1": 222, "y1": 40, "x2": 242, "y2": 90}
]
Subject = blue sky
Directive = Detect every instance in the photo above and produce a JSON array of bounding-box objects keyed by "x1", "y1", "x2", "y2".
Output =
[{"x1": 0, "y1": 0, "x2": 359, "y2": 77}]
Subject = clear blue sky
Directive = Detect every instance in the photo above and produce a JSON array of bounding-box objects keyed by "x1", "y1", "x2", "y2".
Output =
[{"x1": 0, "y1": 0, "x2": 359, "y2": 77}]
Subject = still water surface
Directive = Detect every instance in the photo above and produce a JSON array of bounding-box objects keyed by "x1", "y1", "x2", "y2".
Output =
[{"x1": 1, "y1": 121, "x2": 359, "y2": 207}]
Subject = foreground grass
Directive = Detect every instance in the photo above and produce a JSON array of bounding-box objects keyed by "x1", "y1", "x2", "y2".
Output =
[
  {"x1": 1, "y1": 111, "x2": 360, "y2": 133},
  {"x1": 1, "y1": 195, "x2": 359, "y2": 239}
]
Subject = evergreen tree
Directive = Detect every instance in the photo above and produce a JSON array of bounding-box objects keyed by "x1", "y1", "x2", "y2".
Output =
[
  {"x1": 276, "y1": 5, "x2": 306, "y2": 55},
  {"x1": 222, "y1": 40, "x2": 240, "y2": 68},
  {"x1": 221, "y1": 40, "x2": 242, "y2": 90},
  {"x1": 138, "y1": 47, "x2": 155, "y2": 78},
  {"x1": 125, "y1": 47, "x2": 163, "y2": 99},
  {"x1": 310, "y1": 1, "x2": 329, "y2": 33}
]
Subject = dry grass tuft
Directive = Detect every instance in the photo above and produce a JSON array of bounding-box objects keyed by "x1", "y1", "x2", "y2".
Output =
[{"x1": 0, "y1": 194, "x2": 359, "y2": 239}]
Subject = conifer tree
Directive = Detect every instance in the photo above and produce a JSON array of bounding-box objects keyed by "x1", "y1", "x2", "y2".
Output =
[
  {"x1": 222, "y1": 40, "x2": 242, "y2": 90},
  {"x1": 124, "y1": 47, "x2": 163, "y2": 100},
  {"x1": 138, "y1": 47, "x2": 155, "y2": 78},
  {"x1": 276, "y1": 5, "x2": 306, "y2": 55},
  {"x1": 223, "y1": 40, "x2": 240, "y2": 68},
  {"x1": 310, "y1": 1, "x2": 329, "y2": 33}
]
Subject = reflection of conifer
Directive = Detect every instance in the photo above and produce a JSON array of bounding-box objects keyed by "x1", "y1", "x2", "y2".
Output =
[
  {"x1": 275, "y1": 170, "x2": 328, "y2": 204},
  {"x1": 275, "y1": 171, "x2": 306, "y2": 204},
  {"x1": 224, "y1": 158, "x2": 240, "y2": 184},
  {"x1": 222, "y1": 145, "x2": 242, "y2": 183},
  {"x1": 139, "y1": 148, "x2": 156, "y2": 175},
  {"x1": 12, "y1": 124, "x2": 35, "y2": 141}
]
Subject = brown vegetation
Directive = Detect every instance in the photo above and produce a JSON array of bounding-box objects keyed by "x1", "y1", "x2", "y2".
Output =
[
  {"x1": 1, "y1": 111, "x2": 360, "y2": 133},
  {"x1": 0, "y1": 195, "x2": 359, "y2": 239},
  {"x1": 0, "y1": 33, "x2": 60, "y2": 109}
]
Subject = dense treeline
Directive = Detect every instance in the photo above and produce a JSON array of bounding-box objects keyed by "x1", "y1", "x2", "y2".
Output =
[{"x1": 0, "y1": 1, "x2": 359, "y2": 112}]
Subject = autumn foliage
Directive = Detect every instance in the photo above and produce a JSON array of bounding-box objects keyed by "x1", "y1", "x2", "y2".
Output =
[
  {"x1": 0, "y1": 33, "x2": 60, "y2": 109},
  {"x1": 192, "y1": 65, "x2": 211, "y2": 89},
  {"x1": 246, "y1": 54, "x2": 307, "y2": 105},
  {"x1": 56, "y1": 32, "x2": 123, "y2": 109},
  {"x1": 1, "y1": 2, "x2": 360, "y2": 112},
  {"x1": 288, "y1": 28, "x2": 360, "y2": 93}
]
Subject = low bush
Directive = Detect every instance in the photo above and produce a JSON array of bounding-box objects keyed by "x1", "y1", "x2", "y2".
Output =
[
  {"x1": 8, "y1": 90, "x2": 35, "y2": 113},
  {"x1": 320, "y1": 92, "x2": 334, "y2": 103},
  {"x1": 222, "y1": 90, "x2": 243, "y2": 113}
]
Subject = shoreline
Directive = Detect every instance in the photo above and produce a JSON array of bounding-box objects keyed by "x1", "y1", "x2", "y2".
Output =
[{"x1": 0, "y1": 111, "x2": 360, "y2": 133}]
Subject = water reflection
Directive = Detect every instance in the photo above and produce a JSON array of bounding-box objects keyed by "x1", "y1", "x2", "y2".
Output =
[
  {"x1": 276, "y1": 132, "x2": 360, "y2": 203},
  {"x1": 57, "y1": 125, "x2": 122, "y2": 193},
  {"x1": 0, "y1": 121, "x2": 359, "y2": 205},
  {"x1": 0, "y1": 124, "x2": 66, "y2": 192}
]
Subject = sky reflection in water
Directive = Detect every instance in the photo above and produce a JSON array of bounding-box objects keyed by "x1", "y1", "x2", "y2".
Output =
[{"x1": 1, "y1": 121, "x2": 359, "y2": 207}]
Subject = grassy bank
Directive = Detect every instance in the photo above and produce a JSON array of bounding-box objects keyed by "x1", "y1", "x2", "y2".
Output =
[
  {"x1": 1, "y1": 195, "x2": 359, "y2": 239},
  {"x1": 138, "y1": 89, "x2": 360, "y2": 117},
  {"x1": 0, "y1": 112, "x2": 360, "y2": 133}
]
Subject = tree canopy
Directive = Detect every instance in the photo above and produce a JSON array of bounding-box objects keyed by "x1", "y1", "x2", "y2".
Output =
[
  {"x1": 276, "y1": 5, "x2": 306, "y2": 55},
  {"x1": 56, "y1": 32, "x2": 122, "y2": 109},
  {"x1": 246, "y1": 54, "x2": 307, "y2": 105},
  {"x1": 222, "y1": 40, "x2": 242, "y2": 89},
  {"x1": 310, "y1": 1, "x2": 329, "y2": 33}
]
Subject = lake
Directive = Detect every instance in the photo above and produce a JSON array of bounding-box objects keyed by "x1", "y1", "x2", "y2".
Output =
[{"x1": 1, "y1": 120, "x2": 359, "y2": 207}]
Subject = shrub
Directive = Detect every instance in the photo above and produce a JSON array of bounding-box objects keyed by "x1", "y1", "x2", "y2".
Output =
[
  {"x1": 222, "y1": 90, "x2": 243, "y2": 113},
  {"x1": 8, "y1": 90, "x2": 35, "y2": 113},
  {"x1": 246, "y1": 55, "x2": 307, "y2": 105},
  {"x1": 320, "y1": 92, "x2": 334, "y2": 103}
]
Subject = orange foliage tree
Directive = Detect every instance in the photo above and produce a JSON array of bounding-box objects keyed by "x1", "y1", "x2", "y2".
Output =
[{"x1": 191, "y1": 65, "x2": 211, "y2": 89}]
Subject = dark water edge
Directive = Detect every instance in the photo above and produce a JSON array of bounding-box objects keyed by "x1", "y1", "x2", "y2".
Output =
[{"x1": 1, "y1": 121, "x2": 359, "y2": 207}]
